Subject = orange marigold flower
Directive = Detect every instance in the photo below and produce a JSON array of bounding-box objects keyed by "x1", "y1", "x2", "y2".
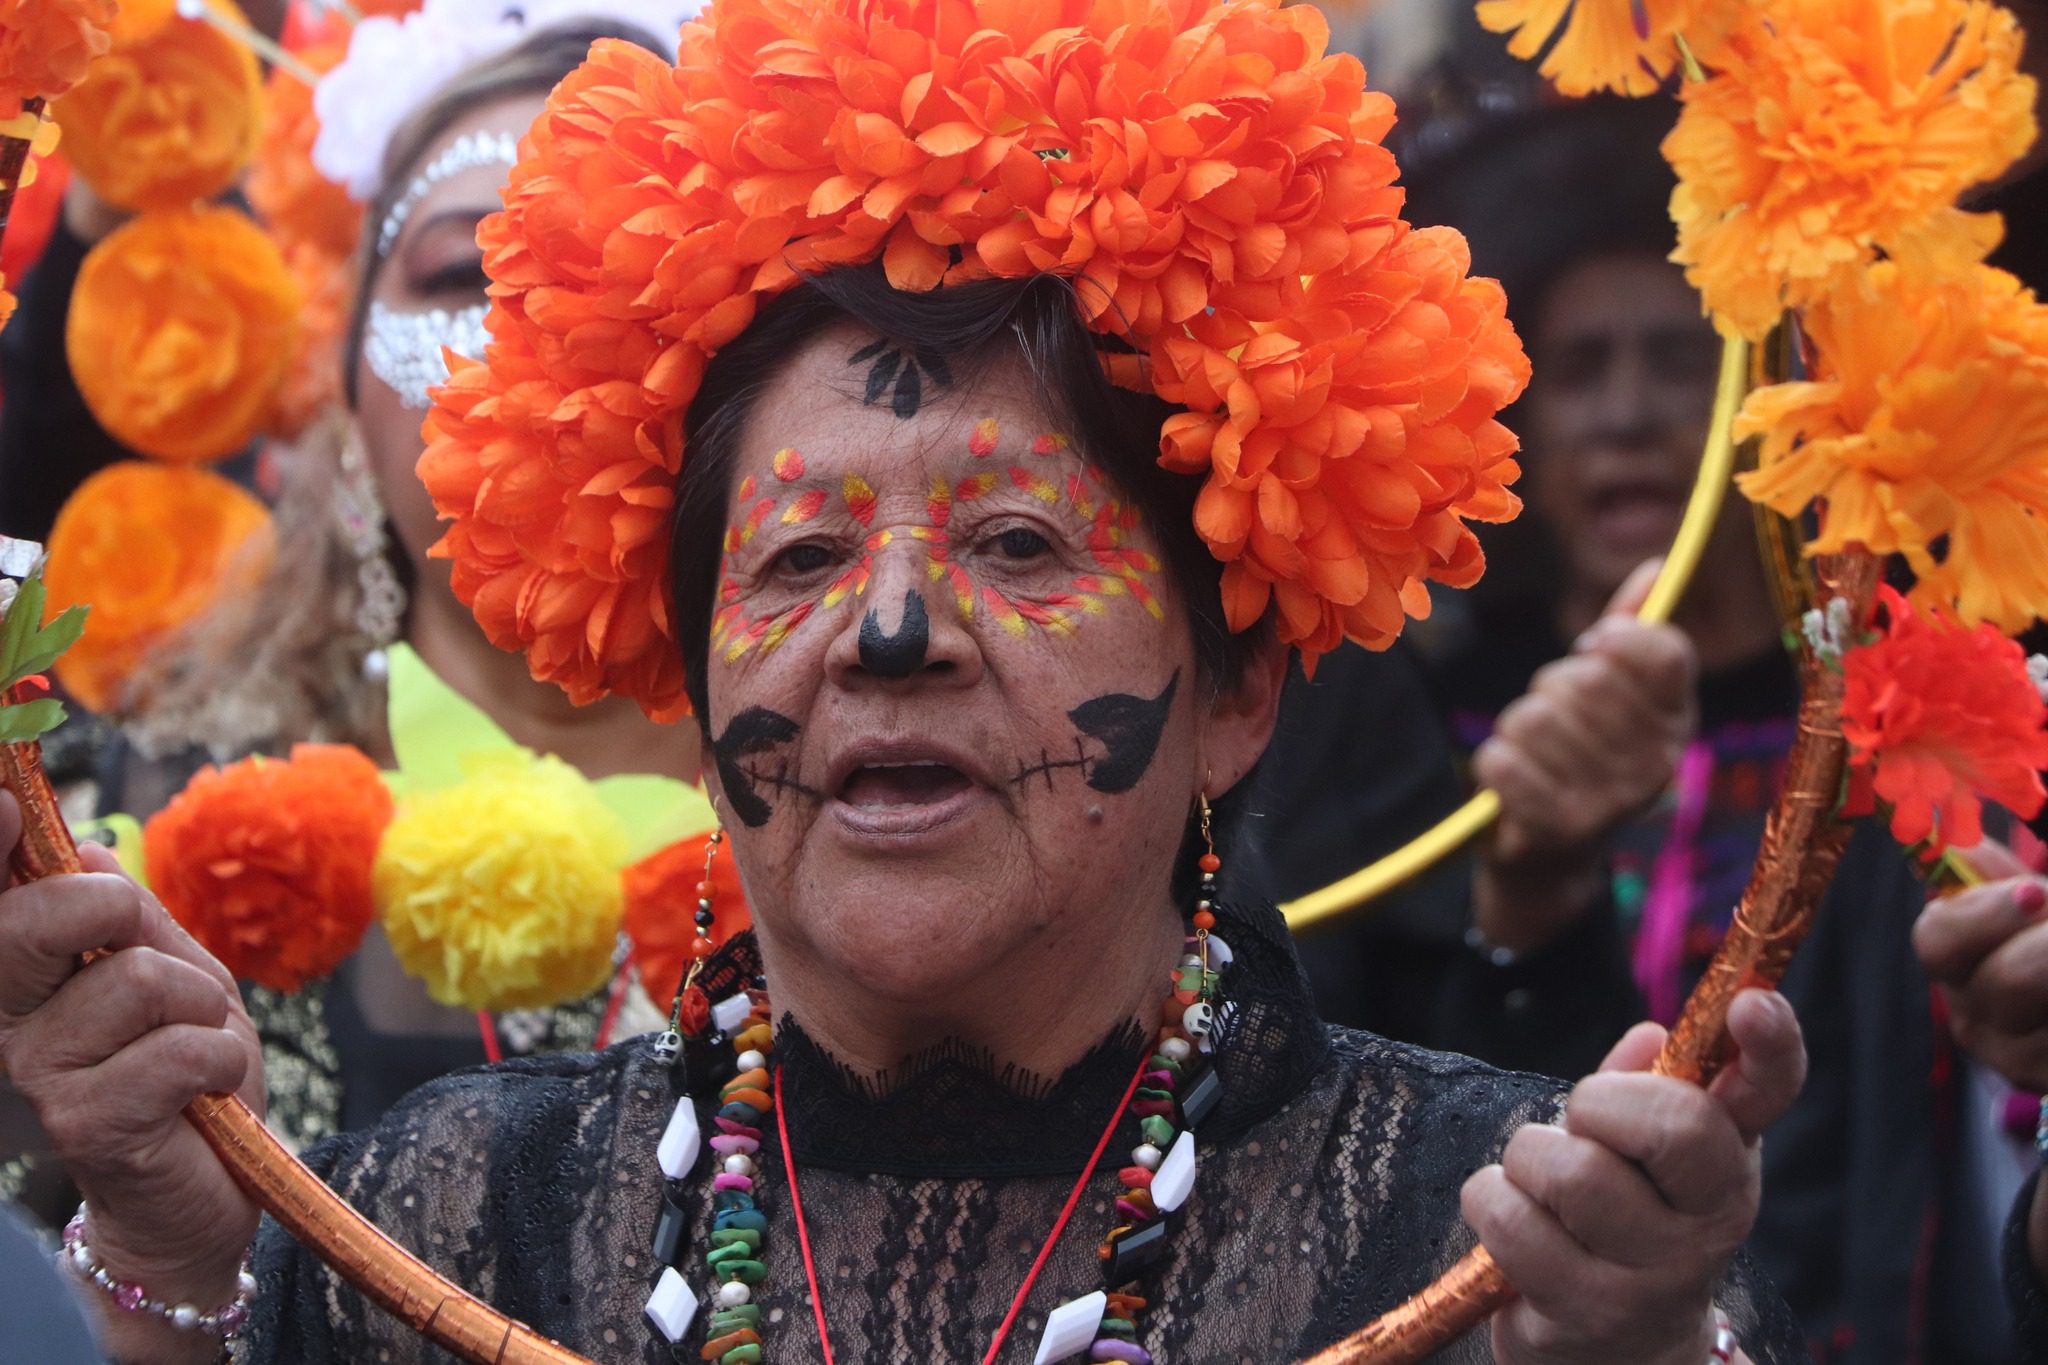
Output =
[
  {"x1": 247, "y1": 38, "x2": 361, "y2": 260},
  {"x1": 1475, "y1": 0, "x2": 1744, "y2": 97},
  {"x1": 105, "y1": 0, "x2": 174, "y2": 48},
  {"x1": 421, "y1": 0, "x2": 1530, "y2": 716},
  {"x1": 1667, "y1": 0, "x2": 2038, "y2": 342},
  {"x1": 53, "y1": 0, "x2": 262, "y2": 212},
  {"x1": 143, "y1": 744, "x2": 394, "y2": 993},
  {"x1": 0, "y1": 272, "x2": 13, "y2": 331},
  {"x1": 269, "y1": 239, "x2": 351, "y2": 438},
  {"x1": 1736, "y1": 261, "x2": 2048, "y2": 633},
  {"x1": 1840, "y1": 586, "x2": 2048, "y2": 854},
  {"x1": 0, "y1": 0, "x2": 115, "y2": 117},
  {"x1": 67, "y1": 205, "x2": 301, "y2": 463},
  {"x1": 43, "y1": 462, "x2": 274, "y2": 712},
  {"x1": 622, "y1": 831, "x2": 753, "y2": 1007}
]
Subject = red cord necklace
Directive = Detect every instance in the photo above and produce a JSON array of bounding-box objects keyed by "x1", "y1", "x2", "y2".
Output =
[{"x1": 773, "y1": 1052, "x2": 1150, "y2": 1365}]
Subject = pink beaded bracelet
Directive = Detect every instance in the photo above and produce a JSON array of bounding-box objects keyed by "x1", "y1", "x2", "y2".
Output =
[{"x1": 60, "y1": 1202, "x2": 255, "y2": 1338}]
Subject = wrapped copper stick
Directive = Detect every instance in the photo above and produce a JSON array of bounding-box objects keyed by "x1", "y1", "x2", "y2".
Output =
[
  {"x1": 1, "y1": 606, "x2": 595, "y2": 1365},
  {"x1": 1300, "y1": 552, "x2": 1879, "y2": 1365}
]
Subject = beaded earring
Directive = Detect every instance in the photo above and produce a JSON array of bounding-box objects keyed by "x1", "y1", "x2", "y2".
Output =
[
  {"x1": 690, "y1": 829, "x2": 726, "y2": 961},
  {"x1": 652, "y1": 829, "x2": 727, "y2": 1068}
]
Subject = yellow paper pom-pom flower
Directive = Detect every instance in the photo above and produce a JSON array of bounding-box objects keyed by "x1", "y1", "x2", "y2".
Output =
[
  {"x1": 53, "y1": 0, "x2": 262, "y2": 212},
  {"x1": 373, "y1": 752, "x2": 627, "y2": 1011}
]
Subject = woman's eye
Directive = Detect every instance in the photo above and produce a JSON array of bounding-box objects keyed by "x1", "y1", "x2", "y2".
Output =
[
  {"x1": 775, "y1": 543, "x2": 834, "y2": 576},
  {"x1": 992, "y1": 527, "x2": 1052, "y2": 560},
  {"x1": 412, "y1": 260, "x2": 489, "y2": 297}
]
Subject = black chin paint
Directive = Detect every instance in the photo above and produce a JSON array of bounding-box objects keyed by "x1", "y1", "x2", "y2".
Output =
[
  {"x1": 1012, "y1": 670, "x2": 1180, "y2": 795},
  {"x1": 710, "y1": 706, "x2": 817, "y2": 827},
  {"x1": 859, "y1": 590, "x2": 929, "y2": 678}
]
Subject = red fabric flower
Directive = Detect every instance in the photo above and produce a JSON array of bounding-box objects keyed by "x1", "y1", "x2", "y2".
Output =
[
  {"x1": 1840, "y1": 587, "x2": 2048, "y2": 855},
  {"x1": 621, "y1": 831, "x2": 752, "y2": 1006},
  {"x1": 420, "y1": 0, "x2": 1529, "y2": 718},
  {"x1": 143, "y1": 744, "x2": 393, "y2": 992}
]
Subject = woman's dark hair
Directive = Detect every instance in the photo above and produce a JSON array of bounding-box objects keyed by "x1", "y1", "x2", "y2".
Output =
[
  {"x1": 670, "y1": 266, "x2": 1264, "y2": 725},
  {"x1": 340, "y1": 20, "x2": 665, "y2": 408}
]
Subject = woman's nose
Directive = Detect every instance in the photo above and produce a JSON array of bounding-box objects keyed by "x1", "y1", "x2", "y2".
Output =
[{"x1": 825, "y1": 539, "x2": 982, "y2": 688}]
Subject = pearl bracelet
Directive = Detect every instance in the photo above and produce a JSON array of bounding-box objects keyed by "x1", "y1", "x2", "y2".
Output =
[{"x1": 60, "y1": 1202, "x2": 255, "y2": 1337}]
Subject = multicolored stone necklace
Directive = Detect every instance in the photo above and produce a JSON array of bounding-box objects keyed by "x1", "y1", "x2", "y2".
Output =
[{"x1": 642, "y1": 818, "x2": 1230, "y2": 1365}]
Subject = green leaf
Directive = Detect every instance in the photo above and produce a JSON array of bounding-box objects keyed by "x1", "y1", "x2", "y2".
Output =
[
  {"x1": 592, "y1": 773, "x2": 718, "y2": 863},
  {"x1": 74, "y1": 812, "x2": 148, "y2": 887},
  {"x1": 0, "y1": 591, "x2": 87, "y2": 692},
  {"x1": 385, "y1": 642, "x2": 517, "y2": 794},
  {"x1": 0, "y1": 574, "x2": 47, "y2": 682},
  {"x1": 0, "y1": 697, "x2": 66, "y2": 744}
]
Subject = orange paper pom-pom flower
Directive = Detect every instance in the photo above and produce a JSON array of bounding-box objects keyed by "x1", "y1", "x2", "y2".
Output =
[
  {"x1": 421, "y1": 0, "x2": 1529, "y2": 718},
  {"x1": 143, "y1": 744, "x2": 394, "y2": 992},
  {"x1": 1667, "y1": 0, "x2": 2038, "y2": 342},
  {"x1": 1475, "y1": 0, "x2": 1744, "y2": 97},
  {"x1": 1840, "y1": 587, "x2": 2048, "y2": 855},
  {"x1": 247, "y1": 38, "x2": 360, "y2": 260},
  {"x1": 1737, "y1": 261, "x2": 2048, "y2": 633},
  {"x1": 269, "y1": 239, "x2": 352, "y2": 438},
  {"x1": 43, "y1": 462, "x2": 275, "y2": 712},
  {"x1": 622, "y1": 832, "x2": 752, "y2": 1007},
  {"x1": 67, "y1": 206, "x2": 301, "y2": 463},
  {"x1": 52, "y1": 0, "x2": 262, "y2": 212},
  {"x1": 0, "y1": 0, "x2": 115, "y2": 118}
]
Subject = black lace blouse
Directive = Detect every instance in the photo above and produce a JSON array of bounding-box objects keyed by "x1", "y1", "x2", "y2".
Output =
[{"x1": 242, "y1": 903, "x2": 1808, "y2": 1362}]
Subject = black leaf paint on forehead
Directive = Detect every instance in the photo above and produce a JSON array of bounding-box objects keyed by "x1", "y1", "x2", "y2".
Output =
[
  {"x1": 711, "y1": 706, "x2": 820, "y2": 827},
  {"x1": 849, "y1": 339, "x2": 953, "y2": 419}
]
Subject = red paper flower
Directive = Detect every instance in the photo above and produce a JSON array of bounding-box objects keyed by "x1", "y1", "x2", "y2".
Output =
[
  {"x1": 622, "y1": 831, "x2": 752, "y2": 1007},
  {"x1": 143, "y1": 744, "x2": 394, "y2": 992},
  {"x1": 1840, "y1": 587, "x2": 2048, "y2": 855}
]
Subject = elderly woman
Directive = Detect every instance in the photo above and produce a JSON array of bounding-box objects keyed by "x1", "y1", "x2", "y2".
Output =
[{"x1": 8, "y1": 2, "x2": 2047, "y2": 1363}]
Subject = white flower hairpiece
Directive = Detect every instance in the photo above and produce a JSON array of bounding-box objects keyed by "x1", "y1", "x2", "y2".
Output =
[{"x1": 310, "y1": 0, "x2": 703, "y2": 202}]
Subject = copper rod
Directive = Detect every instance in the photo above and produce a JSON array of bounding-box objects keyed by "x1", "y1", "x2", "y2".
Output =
[
  {"x1": 1305, "y1": 551, "x2": 1878, "y2": 1364},
  {"x1": 2, "y1": 685, "x2": 596, "y2": 1364}
]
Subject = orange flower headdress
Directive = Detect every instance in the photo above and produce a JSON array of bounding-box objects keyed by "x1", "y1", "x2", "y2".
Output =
[{"x1": 423, "y1": 0, "x2": 1531, "y2": 719}]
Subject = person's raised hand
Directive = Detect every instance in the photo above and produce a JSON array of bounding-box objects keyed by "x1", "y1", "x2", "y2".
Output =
[
  {"x1": 0, "y1": 791, "x2": 263, "y2": 1364},
  {"x1": 1473, "y1": 558, "x2": 1698, "y2": 953},
  {"x1": 1465, "y1": 988, "x2": 1804, "y2": 1365}
]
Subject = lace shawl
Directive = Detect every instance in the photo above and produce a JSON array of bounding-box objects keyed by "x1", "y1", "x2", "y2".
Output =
[{"x1": 241, "y1": 903, "x2": 1807, "y2": 1363}]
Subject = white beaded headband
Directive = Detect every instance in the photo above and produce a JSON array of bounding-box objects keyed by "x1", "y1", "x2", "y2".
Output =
[{"x1": 374, "y1": 129, "x2": 521, "y2": 258}]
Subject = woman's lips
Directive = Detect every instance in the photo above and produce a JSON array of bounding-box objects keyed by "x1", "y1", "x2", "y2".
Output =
[{"x1": 830, "y1": 761, "x2": 985, "y2": 838}]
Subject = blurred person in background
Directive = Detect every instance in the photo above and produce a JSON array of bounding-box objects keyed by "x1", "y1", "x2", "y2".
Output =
[{"x1": 1254, "y1": 94, "x2": 2027, "y2": 1364}]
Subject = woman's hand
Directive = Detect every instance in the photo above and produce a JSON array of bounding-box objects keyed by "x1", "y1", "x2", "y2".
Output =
[
  {"x1": 1473, "y1": 558, "x2": 1697, "y2": 954},
  {"x1": 0, "y1": 792, "x2": 263, "y2": 1364},
  {"x1": 1912, "y1": 843, "x2": 2048, "y2": 1288},
  {"x1": 1464, "y1": 988, "x2": 1804, "y2": 1365}
]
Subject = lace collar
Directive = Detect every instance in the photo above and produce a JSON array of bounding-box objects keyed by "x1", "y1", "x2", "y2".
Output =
[{"x1": 688, "y1": 901, "x2": 1329, "y2": 1178}]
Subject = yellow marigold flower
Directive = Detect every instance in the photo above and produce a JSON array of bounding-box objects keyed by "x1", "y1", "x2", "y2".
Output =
[
  {"x1": 373, "y1": 752, "x2": 627, "y2": 1011},
  {"x1": 1668, "y1": 0, "x2": 2038, "y2": 342},
  {"x1": 1737, "y1": 261, "x2": 2048, "y2": 632},
  {"x1": 1475, "y1": 0, "x2": 1744, "y2": 97}
]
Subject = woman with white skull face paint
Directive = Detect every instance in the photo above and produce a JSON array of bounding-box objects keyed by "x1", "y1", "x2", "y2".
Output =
[{"x1": 0, "y1": 12, "x2": 709, "y2": 1219}]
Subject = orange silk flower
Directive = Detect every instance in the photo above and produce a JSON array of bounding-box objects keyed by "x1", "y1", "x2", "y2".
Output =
[
  {"x1": 67, "y1": 205, "x2": 301, "y2": 463},
  {"x1": 43, "y1": 462, "x2": 275, "y2": 712},
  {"x1": 1737, "y1": 261, "x2": 2048, "y2": 634},
  {"x1": 622, "y1": 831, "x2": 753, "y2": 1008},
  {"x1": 270, "y1": 239, "x2": 352, "y2": 439},
  {"x1": 247, "y1": 38, "x2": 360, "y2": 261},
  {"x1": 0, "y1": 0, "x2": 115, "y2": 118},
  {"x1": 53, "y1": 0, "x2": 263, "y2": 212},
  {"x1": 144, "y1": 744, "x2": 394, "y2": 993},
  {"x1": 420, "y1": 0, "x2": 1529, "y2": 718},
  {"x1": 1841, "y1": 586, "x2": 2048, "y2": 855},
  {"x1": 1474, "y1": 0, "x2": 1744, "y2": 97},
  {"x1": 1666, "y1": 0, "x2": 2038, "y2": 342}
]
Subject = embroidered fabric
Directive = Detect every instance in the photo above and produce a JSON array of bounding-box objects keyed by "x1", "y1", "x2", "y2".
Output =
[{"x1": 241, "y1": 902, "x2": 1809, "y2": 1363}]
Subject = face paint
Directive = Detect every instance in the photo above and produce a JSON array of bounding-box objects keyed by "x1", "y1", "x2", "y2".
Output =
[
  {"x1": 1011, "y1": 670, "x2": 1180, "y2": 795},
  {"x1": 374, "y1": 129, "x2": 519, "y2": 258},
  {"x1": 711, "y1": 706, "x2": 819, "y2": 827},
  {"x1": 858, "y1": 590, "x2": 930, "y2": 677},
  {"x1": 363, "y1": 300, "x2": 490, "y2": 410},
  {"x1": 849, "y1": 339, "x2": 953, "y2": 418}
]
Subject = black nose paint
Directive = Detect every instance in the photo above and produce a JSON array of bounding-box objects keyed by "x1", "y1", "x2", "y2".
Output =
[{"x1": 859, "y1": 590, "x2": 929, "y2": 678}]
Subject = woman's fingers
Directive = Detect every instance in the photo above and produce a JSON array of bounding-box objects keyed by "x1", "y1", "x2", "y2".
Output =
[
  {"x1": 1706, "y1": 989, "x2": 1807, "y2": 1142},
  {"x1": 1915, "y1": 878, "x2": 2046, "y2": 989},
  {"x1": 0, "y1": 873, "x2": 158, "y2": 1030},
  {"x1": 1562, "y1": 1071, "x2": 1754, "y2": 1220},
  {"x1": 6, "y1": 948, "x2": 238, "y2": 1087},
  {"x1": 34, "y1": 1023, "x2": 250, "y2": 1174},
  {"x1": 1499, "y1": 1123, "x2": 1675, "y2": 1267}
]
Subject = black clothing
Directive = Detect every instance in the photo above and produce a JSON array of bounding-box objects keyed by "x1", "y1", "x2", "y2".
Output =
[{"x1": 243, "y1": 903, "x2": 1808, "y2": 1363}]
